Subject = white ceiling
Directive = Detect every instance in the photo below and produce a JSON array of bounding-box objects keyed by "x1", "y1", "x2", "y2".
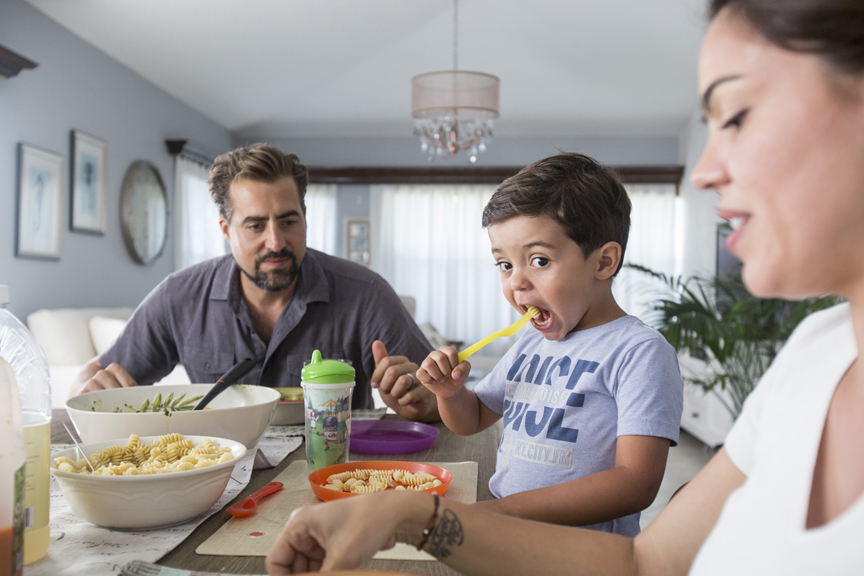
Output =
[{"x1": 25, "y1": 0, "x2": 708, "y2": 139}]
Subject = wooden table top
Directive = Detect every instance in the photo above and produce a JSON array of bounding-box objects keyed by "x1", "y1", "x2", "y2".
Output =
[{"x1": 52, "y1": 408, "x2": 499, "y2": 575}]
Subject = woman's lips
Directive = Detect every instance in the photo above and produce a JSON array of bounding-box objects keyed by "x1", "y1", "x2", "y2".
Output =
[
  {"x1": 724, "y1": 216, "x2": 750, "y2": 255},
  {"x1": 717, "y1": 208, "x2": 751, "y2": 256}
]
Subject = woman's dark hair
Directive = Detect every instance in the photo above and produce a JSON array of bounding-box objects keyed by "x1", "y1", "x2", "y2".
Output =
[
  {"x1": 481, "y1": 153, "x2": 631, "y2": 276},
  {"x1": 710, "y1": 0, "x2": 864, "y2": 75}
]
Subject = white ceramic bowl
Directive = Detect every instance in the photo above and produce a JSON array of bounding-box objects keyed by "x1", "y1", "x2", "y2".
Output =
[
  {"x1": 50, "y1": 435, "x2": 247, "y2": 529},
  {"x1": 269, "y1": 387, "x2": 305, "y2": 425},
  {"x1": 66, "y1": 384, "x2": 280, "y2": 449},
  {"x1": 271, "y1": 400, "x2": 304, "y2": 425}
]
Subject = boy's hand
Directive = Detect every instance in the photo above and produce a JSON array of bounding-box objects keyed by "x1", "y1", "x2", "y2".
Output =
[{"x1": 416, "y1": 346, "x2": 471, "y2": 399}]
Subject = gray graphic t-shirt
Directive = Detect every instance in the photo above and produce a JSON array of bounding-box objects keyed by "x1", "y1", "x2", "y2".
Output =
[{"x1": 474, "y1": 315, "x2": 683, "y2": 536}]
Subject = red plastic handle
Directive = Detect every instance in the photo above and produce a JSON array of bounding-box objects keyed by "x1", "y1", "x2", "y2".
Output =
[{"x1": 248, "y1": 481, "x2": 283, "y2": 501}]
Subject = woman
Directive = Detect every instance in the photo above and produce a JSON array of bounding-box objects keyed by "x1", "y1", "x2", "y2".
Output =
[{"x1": 267, "y1": 1, "x2": 864, "y2": 573}]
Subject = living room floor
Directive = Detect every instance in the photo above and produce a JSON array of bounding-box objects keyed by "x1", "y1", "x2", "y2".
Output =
[{"x1": 640, "y1": 431, "x2": 717, "y2": 528}]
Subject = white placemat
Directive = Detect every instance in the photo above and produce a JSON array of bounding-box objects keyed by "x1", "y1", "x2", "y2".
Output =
[
  {"x1": 119, "y1": 560, "x2": 264, "y2": 576},
  {"x1": 25, "y1": 436, "x2": 301, "y2": 576}
]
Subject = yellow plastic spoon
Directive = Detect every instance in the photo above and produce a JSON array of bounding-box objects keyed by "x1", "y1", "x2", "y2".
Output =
[{"x1": 458, "y1": 306, "x2": 541, "y2": 363}]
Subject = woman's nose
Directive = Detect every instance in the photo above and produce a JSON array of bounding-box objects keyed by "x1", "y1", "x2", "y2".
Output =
[{"x1": 690, "y1": 137, "x2": 729, "y2": 191}]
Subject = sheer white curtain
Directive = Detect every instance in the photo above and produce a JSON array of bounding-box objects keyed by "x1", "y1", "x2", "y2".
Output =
[
  {"x1": 612, "y1": 183, "x2": 682, "y2": 322},
  {"x1": 304, "y1": 184, "x2": 338, "y2": 256},
  {"x1": 371, "y1": 185, "x2": 518, "y2": 349},
  {"x1": 174, "y1": 156, "x2": 226, "y2": 271}
]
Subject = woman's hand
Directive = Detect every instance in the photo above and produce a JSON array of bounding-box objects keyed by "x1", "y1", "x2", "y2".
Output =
[{"x1": 266, "y1": 492, "x2": 430, "y2": 575}]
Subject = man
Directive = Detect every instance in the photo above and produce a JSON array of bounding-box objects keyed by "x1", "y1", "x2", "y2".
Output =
[{"x1": 71, "y1": 144, "x2": 438, "y2": 422}]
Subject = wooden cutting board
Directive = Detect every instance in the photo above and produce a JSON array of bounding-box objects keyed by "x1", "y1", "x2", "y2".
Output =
[{"x1": 196, "y1": 460, "x2": 479, "y2": 561}]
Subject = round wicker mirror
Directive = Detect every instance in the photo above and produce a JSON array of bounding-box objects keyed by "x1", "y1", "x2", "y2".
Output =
[{"x1": 120, "y1": 161, "x2": 167, "y2": 265}]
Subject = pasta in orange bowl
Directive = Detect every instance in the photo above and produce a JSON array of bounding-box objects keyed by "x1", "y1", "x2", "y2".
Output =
[{"x1": 308, "y1": 461, "x2": 452, "y2": 501}]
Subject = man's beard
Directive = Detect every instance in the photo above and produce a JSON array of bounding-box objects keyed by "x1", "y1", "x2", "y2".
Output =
[{"x1": 239, "y1": 249, "x2": 300, "y2": 292}]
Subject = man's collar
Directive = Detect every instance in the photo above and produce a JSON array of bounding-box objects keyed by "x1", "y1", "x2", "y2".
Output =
[
  {"x1": 293, "y1": 249, "x2": 330, "y2": 306},
  {"x1": 209, "y1": 255, "x2": 235, "y2": 301},
  {"x1": 209, "y1": 251, "x2": 330, "y2": 306}
]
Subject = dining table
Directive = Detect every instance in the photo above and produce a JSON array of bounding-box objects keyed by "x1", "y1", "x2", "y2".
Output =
[{"x1": 51, "y1": 408, "x2": 499, "y2": 575}]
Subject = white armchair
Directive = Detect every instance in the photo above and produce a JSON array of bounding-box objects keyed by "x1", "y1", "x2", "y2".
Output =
[{"x1": 27, "y1": 307, "x2": 189, "y2": 408}]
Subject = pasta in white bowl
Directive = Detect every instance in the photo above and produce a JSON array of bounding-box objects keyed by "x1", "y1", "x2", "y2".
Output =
[{"x1": 51, "y1": 434, "x2": 246, "y2": 529}]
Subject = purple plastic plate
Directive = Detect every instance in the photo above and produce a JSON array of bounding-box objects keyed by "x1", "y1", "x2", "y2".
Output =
[{"x1": 350, "y1": 420, "x2": 439, "y2": 454}]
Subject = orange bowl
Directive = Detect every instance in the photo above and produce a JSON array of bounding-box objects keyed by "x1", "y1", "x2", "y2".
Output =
[{"x1": 308, "y1": 460, "x2": 452, "y2": 501}]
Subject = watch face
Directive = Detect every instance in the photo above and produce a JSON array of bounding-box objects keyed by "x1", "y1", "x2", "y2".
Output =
[{"x1": 120, "y1": 161, "x2": 167, "y2": 265}]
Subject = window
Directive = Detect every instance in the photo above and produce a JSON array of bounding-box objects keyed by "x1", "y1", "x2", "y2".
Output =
[
  {"x1": 304, "y1": 184, "x2": 338, "y2": 256},
  {"x1": 174, "y1": 156, "x2": 226, "y2": 271},
  {"x1": 613, "y1": 183, "x2": 682, "y2": 321},
  {"x1": 371, "y1": 184, "x2": 517, "y2": 350},
  {"x1": 371, "y1": 182, "x2": 681, "y2": 347}
]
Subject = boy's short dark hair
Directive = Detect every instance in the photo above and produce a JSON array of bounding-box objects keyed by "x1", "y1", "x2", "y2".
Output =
[{"x1": 481, "y1": 152, "x2": 631, "y2": 276}]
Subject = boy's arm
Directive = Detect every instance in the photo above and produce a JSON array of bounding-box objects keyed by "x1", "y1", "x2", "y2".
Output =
[
  {"x1": 473, "y1": 434, "x2": 670, "y2": 525},
  {"x1": 437, "y1": 386, "x2": 502, "y2": 436}
]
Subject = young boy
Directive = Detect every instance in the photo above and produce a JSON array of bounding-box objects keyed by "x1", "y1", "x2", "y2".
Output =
[{"x1": 417, "y1": 153, "x2": 683, "y2": 537}]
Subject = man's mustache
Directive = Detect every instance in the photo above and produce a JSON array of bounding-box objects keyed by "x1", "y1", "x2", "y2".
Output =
[{"x1": 256, "y1": 250, "x2": 296, "y2": 266}]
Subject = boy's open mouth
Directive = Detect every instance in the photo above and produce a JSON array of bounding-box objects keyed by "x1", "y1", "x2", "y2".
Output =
[{"x1": 527, "y1": 306, "x2": 553, "y2": 329}]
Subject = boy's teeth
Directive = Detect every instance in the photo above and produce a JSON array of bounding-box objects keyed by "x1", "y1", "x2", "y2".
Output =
[{"x1": 729, "y1": 216, "x2": 748, "y2": 230}]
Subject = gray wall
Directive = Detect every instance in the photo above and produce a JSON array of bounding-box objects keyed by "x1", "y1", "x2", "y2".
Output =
[
  {"x1": 0, "y1": 0, "x2": 688, "y2": 321},
  {"x1": 0, "y1": 0, "x2": 234, "y2": 320},
  {"x1": 252, "y1": 135, "x2": 680, "y2": 168},
  {"x1": 259, "y1": 134, "x2": 682, "y2": 259}
]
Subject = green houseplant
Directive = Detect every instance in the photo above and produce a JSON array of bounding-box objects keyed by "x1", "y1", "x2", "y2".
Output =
[{"x1": 627, "y1": 263, "x2": 841, "y2": 418}]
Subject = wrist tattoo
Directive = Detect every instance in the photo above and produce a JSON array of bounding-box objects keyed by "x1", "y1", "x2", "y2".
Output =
[{"x1": 427, "y1": 509, "x2": 464, "y2": 559}]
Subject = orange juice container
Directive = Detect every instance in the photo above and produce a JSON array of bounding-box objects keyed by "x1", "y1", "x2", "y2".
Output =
[{"x1": 0, "y1": 355, "x2": 26, "y2": 576}]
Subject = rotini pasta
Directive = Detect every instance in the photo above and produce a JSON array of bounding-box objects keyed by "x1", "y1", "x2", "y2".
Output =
[
  {"x1": 321, "y1": 467, "x2": 445, "y2": 494},
  {"x1": 53, "y1": 434, "x2": 236, "y2": 476}
]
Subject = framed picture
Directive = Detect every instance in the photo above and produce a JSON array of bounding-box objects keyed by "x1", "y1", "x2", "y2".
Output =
[
  {"x1": 344, "y1": 217, "x2": 371, "y2": 267},
  {"x1": 70, "y1": 130, "x2": 107, "y2": 234},
  {"x1": 16, "y1": 143, "x2": 63, "y2": 260}
]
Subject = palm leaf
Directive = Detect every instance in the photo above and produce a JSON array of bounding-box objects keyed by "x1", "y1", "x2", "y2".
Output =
[{"x1": 624, "y1": 264, "x2": 842, "y2": 418}]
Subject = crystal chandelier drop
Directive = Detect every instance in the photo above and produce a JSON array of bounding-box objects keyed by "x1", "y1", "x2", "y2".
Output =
[{"x1": 411, "y1": 0, "x2": 500, "y2": 163}]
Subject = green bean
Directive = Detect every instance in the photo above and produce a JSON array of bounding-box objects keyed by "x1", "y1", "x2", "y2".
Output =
[
  {"x1": 170, "y1": 394, "x2": 186, "y2": 410},
  {"x1": 133, "y1": 392, "x2": 206, "y2": 413},
  {"x1": 178, "y1": 395, "x2": 203, "y2": 406}
]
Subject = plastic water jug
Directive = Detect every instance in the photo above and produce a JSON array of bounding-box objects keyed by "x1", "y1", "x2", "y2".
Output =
[
  {"x1": 0, "y1": 286, "x2": 51, "y2": 564},
  {"x1": 0, "y1": 356, "x2": 26, "y2": 576}
]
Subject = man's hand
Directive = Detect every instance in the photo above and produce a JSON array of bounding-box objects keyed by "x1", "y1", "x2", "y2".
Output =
[
  {"x1": 70, "y1": 358, "x2": 139, "y2": 397},
  {"x1": 371, "y1": 341, "x2": 439, "y2": 422},
  {"x1": 416, "y1": 346, "x2": 472, "y2": 400}
]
